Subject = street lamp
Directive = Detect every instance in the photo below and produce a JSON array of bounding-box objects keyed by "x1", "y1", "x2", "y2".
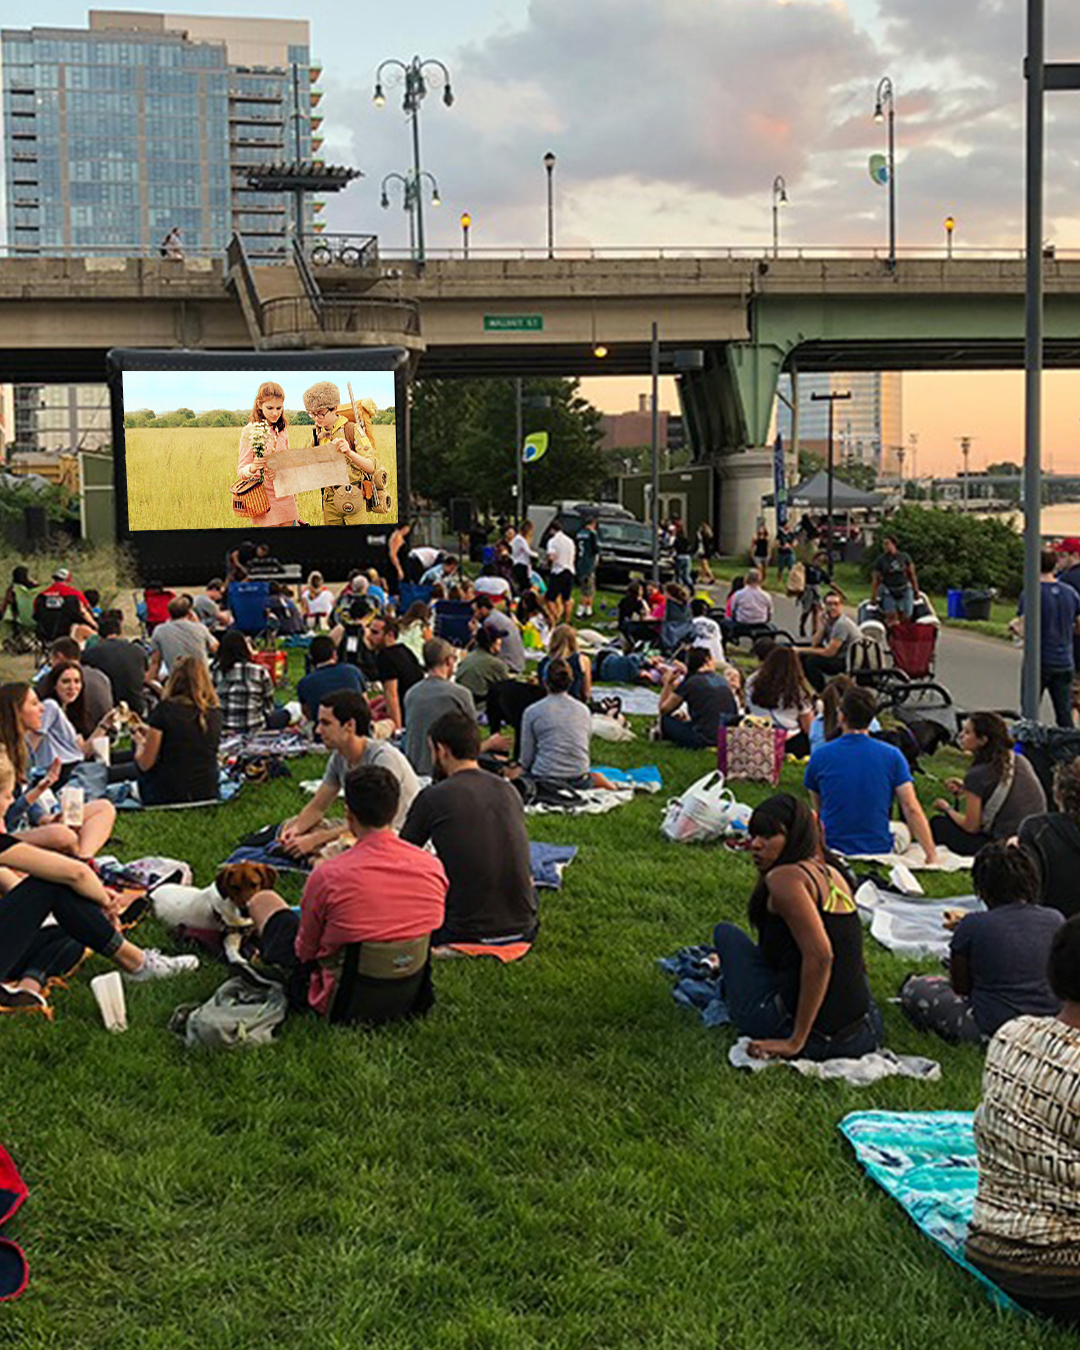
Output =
[
  {"x1": 772, "y1": 175, "x2": 788, "y2": 257},
  {"x1": 460, "y1": 212, "x2": 471, "y2": 258},
  {"x1": 543, "y1": 150, "x2": 556, "y2": 258},
  {"x1": 873, "y1": 76, "x2": 896, "y2": 268},
  {"x1": 810, "y1": 389, "x2": 852, "y2": 572},
  {"x1": 373, "y1": 56, "x2": 453, "y2": 266},
  {"x1": 944, "y1": 215, "x2": 955, "y2": 259},
  {"x1": 380, "y1": 170, "x2": 440, "y2": 260},
  {"x1": 896, "y1": 443, "x2": 906, "y2": 495}
]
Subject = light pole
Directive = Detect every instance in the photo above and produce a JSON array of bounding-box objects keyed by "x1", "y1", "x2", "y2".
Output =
[
  {"x1": 896, "y1": 443, "x2": 906, "y2": 496},
  {"x1": 873, "y1": 76, "x2": 896, "y2": 268},
  {"x1": 957, "y1": 435, "x2": 973, "y2": 510},
  {"x1": 811, "y1": 390, "x2": 852, "y2": 572},
  {"x1": 380, "y1": 170, "x2": 440, "y2": 261},
  {"x1": 543, "y1": 151, "x2": 556, "y2": 258},
  {"x1": 908, "y1": 431, "x2": 919, "y2": 486},
  {"x1": 460, "y1": 211, "x2": 471, "y2": 258},
  {"x1": 944, "y1": 215, "x2": 955, "y2": 259},
  {"x1": 772, "y1": 175, "x2": 788, "y2": 258},
  {"x1": 373, "y1": 56, "x2": 453, "y2": 267},
  {"x1": 514, "y1": 383, "x2": 552, "y2": 527}
]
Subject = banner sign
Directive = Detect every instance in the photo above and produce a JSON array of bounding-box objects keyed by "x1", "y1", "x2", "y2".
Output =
[
  {"x1": 522, "y1": 431, "x2": 549, "y2": 464},
  {"x1": 868, "y1": 153, "x2": 889, "y2": 186},
  {"x1": 773, "y1": 433, "x2": 788, "y2": 527}
]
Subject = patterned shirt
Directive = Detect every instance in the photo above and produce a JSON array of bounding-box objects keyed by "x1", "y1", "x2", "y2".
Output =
[
  {"x1": 971, "y1": 1015, "x2": 1080, "y2": 1264},
  {"x1": 214, "y1": 662, "x2": 275, "y2": 735}
]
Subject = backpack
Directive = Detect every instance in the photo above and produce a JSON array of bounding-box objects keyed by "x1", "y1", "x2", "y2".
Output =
[
  {"x1": 170, "y1": 967, "x2": 287, "y2": 1049},
  {"x1": 848, "y1": 635, "x2": 885, "y2": 678}
]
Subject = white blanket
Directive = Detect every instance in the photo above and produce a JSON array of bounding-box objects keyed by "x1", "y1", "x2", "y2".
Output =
[
  {"x1": 526, "y1": 788, "x2": 635, "y2": 816},
  {"x1": 843, "y1": 824, "x2": 972, "y2": 874},
  {"x1": 597, "y1": 684, "x2": 661, "y2": 716},
  {"x1": 728, "y1": 1037, "x2": 941, "y2": 1084},
  {"x1": 854, "y1": 880, "x2": 984, "y2": 959}
]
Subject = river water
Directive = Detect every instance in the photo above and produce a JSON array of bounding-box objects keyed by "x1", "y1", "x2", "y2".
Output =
[{"x1": 974, "y1": 503, "x2": 1080, "y2": 539}]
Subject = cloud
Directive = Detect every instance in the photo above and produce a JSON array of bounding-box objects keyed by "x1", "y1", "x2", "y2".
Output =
[{"x1": 319, "y1": 0, "x2": 1080, "y2": 252}]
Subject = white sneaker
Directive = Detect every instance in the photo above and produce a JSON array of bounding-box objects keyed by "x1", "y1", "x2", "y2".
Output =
[{"x1": 125, "y1": 950, "x2": 200, "y2": 983}]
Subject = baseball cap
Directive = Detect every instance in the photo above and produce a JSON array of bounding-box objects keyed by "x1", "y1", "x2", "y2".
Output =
[
  {"x1": 1056, "y1": 538, "x2": 1080, "y2": 555},
  {"x1": 52, "y1": 568, "x2": 71, "y2": 581}
]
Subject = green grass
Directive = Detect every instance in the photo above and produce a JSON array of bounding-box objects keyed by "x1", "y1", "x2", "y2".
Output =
[{"x1": 0, "y1": 649, "x2": 1072, "y2": 1349}]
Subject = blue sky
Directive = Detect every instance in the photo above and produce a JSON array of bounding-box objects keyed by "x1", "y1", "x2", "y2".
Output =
[{"x1": 122, "y1": 367, "x2": 394, "y2": 415}]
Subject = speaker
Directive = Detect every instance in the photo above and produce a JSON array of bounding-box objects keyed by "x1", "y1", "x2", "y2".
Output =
[
  {"x1": 450, "y1": 498, "x2": 473, "y2": 534},
  {"x1": 24, "y1": 505, "x2": 48, "y2": 543}
]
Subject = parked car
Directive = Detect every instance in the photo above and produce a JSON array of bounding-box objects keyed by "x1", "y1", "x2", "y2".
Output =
[{"x1": 530, "y1": 501, "x2": 672, "y2": 585}]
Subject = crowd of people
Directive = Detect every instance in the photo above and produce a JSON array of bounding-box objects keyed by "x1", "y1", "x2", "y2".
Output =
[{"x1": 2, "y1": 523, "x2": 1079, "y2": 1329}]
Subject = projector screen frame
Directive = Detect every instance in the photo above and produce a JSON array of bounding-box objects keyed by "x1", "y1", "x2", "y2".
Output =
[{"x1": 107, "y1": 346, "x2": 411, "y2": 583}]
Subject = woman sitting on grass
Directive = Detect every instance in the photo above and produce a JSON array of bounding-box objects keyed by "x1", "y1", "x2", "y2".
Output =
[
  {"x1": 399, "y1": 601, "x2": 432, "y2": 663},
  {"x1": 537, "y1": 624, "x2": 592, "y2": 704},
  {"x1": 709, "y1": 793, "x2": 883, "y2": 1061},
  {"x1": 133, "y1": 656, "x2": 222, "y2": 806},
  {"x1": 745, "y1": 647, "x2": 814, "y2": 757},
  {"x1": 900, "y1": 841, "x2": 1062, "y2": 1044},
  {"x1": 37, "y1": 662, "x2": 117, "y2": 769},
  {"x1": 213, "y1": 630, "x2": 290, "y2": 736},
  {"x1": 966, "y1": 914, "x2": 1080, "y2": 1327},
  {"x1": 657, "y1": 648, "x2": 738, "y2": 750},
  {"x1": 0, "y1": 682, "x2": 116, "y2": 857},
  {"x1": 518, "y1": 660, "x2": 614, "y2": 791},
  {"x1": 929, "y1": 712, "x2": 1046, "y2": 857},
  {"x1": 301, "y1": 571, "x2": 334, "y2": 630},
  {"x1": 1018, "y1": 757, "x2": 1080, "y2": 919},
  {"x1": 0, "y1": 749, "x2": 197, "y2": 1013},
  {"x1": 807, "y1": 674, "x2": 880, "y2": 753}
]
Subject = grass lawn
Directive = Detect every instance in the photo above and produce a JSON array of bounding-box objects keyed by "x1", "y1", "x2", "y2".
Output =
[{"x1": 0, "y1": 651, "x2": 1072, "y2": 1349}]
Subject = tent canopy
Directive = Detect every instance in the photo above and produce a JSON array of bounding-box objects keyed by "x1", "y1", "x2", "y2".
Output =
[{"x1": 769, "y1": 470, "x2": 884, "y2": 511}]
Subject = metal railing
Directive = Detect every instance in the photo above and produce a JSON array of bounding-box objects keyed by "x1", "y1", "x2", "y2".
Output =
[
  {"x1": 0, "y1": 242, "x2": 223, "y2": 260},
  {"x1": 225, "y1": 232, "x2": 264, "y2": 337},
  {"x1": 377, "y1": 244, "x2": 1080, "y2": 263},
  {"x1": 304, "y1": 233, "x2": 379, "y2": 269},
  {"x1": 290, "y1": 235, "x2": 324, "y2": 327},
  {"x1": 259, "y1": 294, "x2": 420, "y2": 339}
]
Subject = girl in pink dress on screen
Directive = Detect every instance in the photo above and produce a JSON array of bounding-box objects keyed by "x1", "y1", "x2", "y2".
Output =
[{"x1": 237, "y1": 382, "x2": 300, "y2": 527}]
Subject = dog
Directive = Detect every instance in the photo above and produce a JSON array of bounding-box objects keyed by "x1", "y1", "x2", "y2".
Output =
[{"x1": 152, "y1": 862, "x2": 278, "y2": 963}]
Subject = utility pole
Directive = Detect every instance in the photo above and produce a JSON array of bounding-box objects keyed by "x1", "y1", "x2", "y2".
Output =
[
  {"x1": 810, "y1": 389, "x2": 852, "y2": 572},
  {"x1": 908, "y1": 431, "x2": 919, "y2": 486},
  {"x1": 957, "y1": 435, "x2": 974, "y2": 510}
]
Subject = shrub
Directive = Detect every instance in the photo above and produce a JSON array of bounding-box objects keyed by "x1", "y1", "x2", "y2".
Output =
[{"x1": 866, "y1": 506, "x2": 1025, "y2": 598}]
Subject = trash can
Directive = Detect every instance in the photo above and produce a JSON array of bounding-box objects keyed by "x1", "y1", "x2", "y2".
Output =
[
  {"x1": 946, "y1": 588, "x2": 966, "y2": 620},
  {"x1": 962, "y1": 588, "x2": 993, "y2": 622}
]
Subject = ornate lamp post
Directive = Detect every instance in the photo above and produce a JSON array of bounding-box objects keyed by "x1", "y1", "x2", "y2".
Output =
[
  {"x1": 873, "y1": 76, "x2": 896, "y2": 267},
  {"x1": 772, "y1": 175, "x2": 788, "y2": 257},
  {"x1": 374, "y1": 56, "x2": 453, "y2": 265}
]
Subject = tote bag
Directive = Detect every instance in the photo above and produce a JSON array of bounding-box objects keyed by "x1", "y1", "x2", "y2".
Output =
[{"x1": 718, "y1": 721, "x2": 787, "y2": 785}]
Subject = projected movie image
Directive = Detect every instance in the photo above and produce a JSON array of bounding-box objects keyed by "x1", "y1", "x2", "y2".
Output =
[{"x1": 122, "y1": 368, "x2": 397, "y2": 531}]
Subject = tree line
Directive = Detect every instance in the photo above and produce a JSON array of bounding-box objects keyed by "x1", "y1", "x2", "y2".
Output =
[{"x1": 124, "y1": 407, "x2": 397, "y2": 429}]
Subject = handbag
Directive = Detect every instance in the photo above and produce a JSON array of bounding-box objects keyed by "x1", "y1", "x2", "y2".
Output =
[
  {"x1": 718, "y1": 721, "x2": 787, "y2": 785},
  {"x1": 230, "y1": 473, "x2": 270, "y2": 517}
]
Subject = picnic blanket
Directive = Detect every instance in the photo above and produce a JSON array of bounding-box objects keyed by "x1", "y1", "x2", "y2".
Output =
[
  {"x1": 854, "y1": 880, "x2": 984, "y2": 959},
  {"x1": 842, "y1": 824, "x2": 972, "y2": 873},
  {"x1": 592, "y1": 765, "x2": 662, "y2": 794},
  {"x1": 729, "y1": 1039, "x2": 940, "y2": 1085},
  {"x1": 219, "y1": 728, "x2": 316, "y2": 762},
  {"x1": 435, "y1": 937, "x2": 534, "y2": 962},
  {"x1": 595, "y1": 684, "x2": 661, "y2": 717},
  {"x1": 223, "y1": 833, "x2": 579, "y2": 893},
  {"x1": 0, "y1": 1143, "x2": 28, "y2": 1302},
  {"x1": 838, "y1": 1111, "x2": 1018, "y2": 1310},
  {"x1": 525, "y1": 788, "x2": 635, "y2": 816}
]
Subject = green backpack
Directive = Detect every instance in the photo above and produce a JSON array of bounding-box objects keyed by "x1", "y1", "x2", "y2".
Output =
[{"x1": 170, "y1": 967, "x2": 287, "y2": 1049}]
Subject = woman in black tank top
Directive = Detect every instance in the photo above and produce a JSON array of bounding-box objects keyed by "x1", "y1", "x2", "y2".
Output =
[{"x1": 710, "y1": 793, "x2": 882, "y2": 1062}]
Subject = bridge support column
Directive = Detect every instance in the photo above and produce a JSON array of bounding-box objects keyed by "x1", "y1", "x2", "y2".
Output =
[{"x1": 716, "y1": 449, "x2": 774, "y2": 555}]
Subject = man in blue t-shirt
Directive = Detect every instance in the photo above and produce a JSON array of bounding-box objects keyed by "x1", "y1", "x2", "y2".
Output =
[
  {"x1": 805, "y1": 685, "x2": 938, "y2": 861},
  {"x1": 296, "y1": 634, "x2": 365, "y2": 731},
  {"x1": 1013, "y1": 549, "x2": 1080, "y2": 728}
]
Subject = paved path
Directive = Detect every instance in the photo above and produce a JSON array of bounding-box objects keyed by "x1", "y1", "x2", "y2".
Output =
[{"x1": 714, "y1": 585, "x2": 1027, "y2": 715}]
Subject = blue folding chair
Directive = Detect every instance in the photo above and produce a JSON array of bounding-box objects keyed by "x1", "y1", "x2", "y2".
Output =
[{"x1": 433, "y1": 599, "x2": 474, "y2": 647}]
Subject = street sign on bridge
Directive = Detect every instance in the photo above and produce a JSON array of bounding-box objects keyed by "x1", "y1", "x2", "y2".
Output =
[{"x1": 484, "y1": 314, "x2": 544, "y2": 332}]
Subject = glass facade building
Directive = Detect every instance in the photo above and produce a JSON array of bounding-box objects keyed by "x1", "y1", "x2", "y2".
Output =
[
  {"x1": 777, "y1": 371, "x2": 903, "y2": 477},
  {"x1": 1, "y1": 14, "x2": 317, "y2": 261}
]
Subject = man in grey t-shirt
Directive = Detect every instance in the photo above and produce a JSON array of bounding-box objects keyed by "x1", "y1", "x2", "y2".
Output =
[
  {"x1": 473, "y1": 595, "x2": 525, "y2": 672},
  {"x1": 796, "y1": 591, "x2": 861, "y2": 691},
  {"x1": 147, "y1": 596, "x2": 218, "y2": 685},
  {"x1": 403, "y1": 639, "x2": 476, "y2": 777}
]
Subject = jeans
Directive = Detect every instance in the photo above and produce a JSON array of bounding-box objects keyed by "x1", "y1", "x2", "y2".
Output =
[
  {"x1": 1042, "y1": 666, "x2": 1074, "y2": 728},
  {"x1": 660, "y1": 713, "x2": 710, "y2": 750},
  {"x1": 711, "y1": 921, "x2": 883, "y2": 1061},
  {"x1": 674, "y1": 555, "x2": 692, "y2": 588},
  {"x1": 0, "y1": 878, "x2": 122, "y2": 983}
]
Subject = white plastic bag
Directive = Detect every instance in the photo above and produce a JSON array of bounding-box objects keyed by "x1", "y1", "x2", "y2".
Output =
[{"x1": 661, "y1": 771, "x2": 738, "y2": 843}]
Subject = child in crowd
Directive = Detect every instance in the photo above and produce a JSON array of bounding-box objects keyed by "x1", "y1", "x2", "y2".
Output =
[{"x1": 237, "y1": 381, "x2": 299, "y2": 527}]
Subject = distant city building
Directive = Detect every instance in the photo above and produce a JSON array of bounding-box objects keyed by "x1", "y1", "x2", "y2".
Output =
[
  {"x1": 2, "y1": 12, "x2": 320, "y2": 260},
  {"x1": 600, "y1": 394, "x2": 677, "y2": 454},
  {"x1": 11, "y1": 384, "x2": 110, "y2": 457},
  {"x1": 777, "y1": 372, "x2": 903, "y2": 476}
]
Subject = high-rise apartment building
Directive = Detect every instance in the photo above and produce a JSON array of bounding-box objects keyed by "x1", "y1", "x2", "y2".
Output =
[
  {"x1": 2, "y1": 11, "x2": 321, "y2": 261},
  {"x1": 777, "y1": 371, "x2": 903, "y2": 477}
]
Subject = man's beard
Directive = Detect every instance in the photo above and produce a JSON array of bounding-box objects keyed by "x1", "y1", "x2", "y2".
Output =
[{"x1": 432, "y1": 759, "x2": 447, "y2": 782}]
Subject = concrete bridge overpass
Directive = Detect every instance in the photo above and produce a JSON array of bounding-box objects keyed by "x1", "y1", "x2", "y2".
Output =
[{"x1": 5, "y1": 247, "x2": 1080, "y2": 542}]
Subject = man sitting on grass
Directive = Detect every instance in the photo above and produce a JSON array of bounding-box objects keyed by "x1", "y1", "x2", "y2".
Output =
[
  {"x1": 279, "y1": 690, "x2": 419, "y2": 857},
  {"x1": 804, "y1": 684, "x2": 938, "y2": 863},
  {"x1": 401, "y1": 711, "x2": 538, "y2": 947},
  {"x1": 248, "y1": 766, "x2": 447, "y2": 1022},
  {"x1": 296, "y1": 634, "x2": 365, "y2": 728}
]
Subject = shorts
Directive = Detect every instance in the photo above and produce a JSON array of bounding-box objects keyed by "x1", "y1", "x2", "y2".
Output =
[
  {"x1": 577, "y1": 571, "x2": 596, "y2": 599},
  {"x1": 881, "y1": 585, "x2": 914, "y2": 617},
  {"x1": 547, "y1": 570, "x2": 573, "y2": 603}
]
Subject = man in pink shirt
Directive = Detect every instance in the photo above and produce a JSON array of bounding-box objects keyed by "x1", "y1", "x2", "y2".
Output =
[{"x1": 248, "y1": 765, "x2": 447, "y2": 1022}]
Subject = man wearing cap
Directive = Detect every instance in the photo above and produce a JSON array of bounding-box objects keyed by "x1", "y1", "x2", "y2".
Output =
[
  {"x1": 41, "y1": 569, "x2": 96, "y2": 631},
  {"x1": 302, "y1": 381, "x2": 378, "y2": 527}
]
